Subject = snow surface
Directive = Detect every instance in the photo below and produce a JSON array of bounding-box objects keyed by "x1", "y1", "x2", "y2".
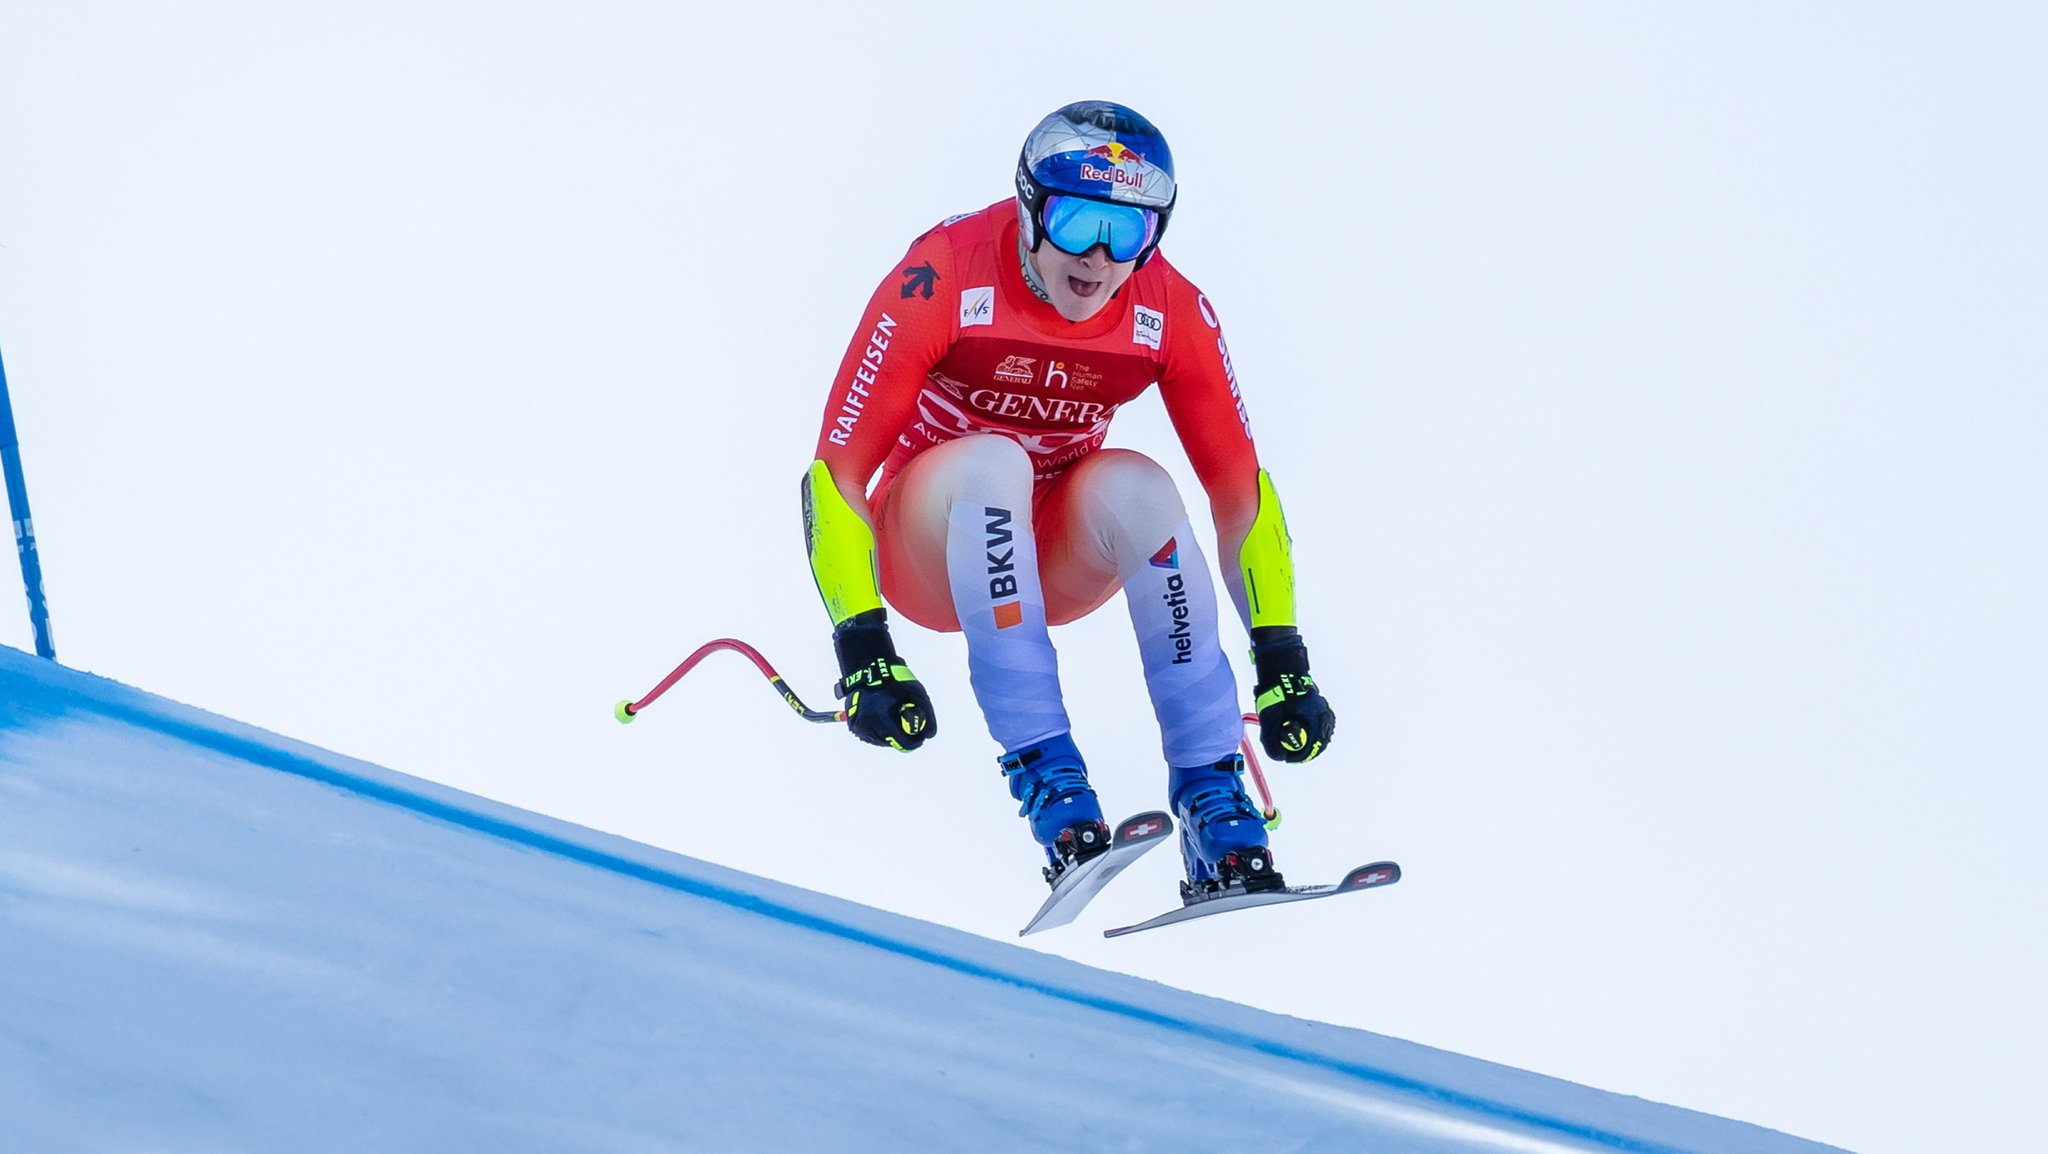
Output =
[
  {"x1": 8, "y1": 9, "x2": 2045, "y2": 1152},
  {"x1": 0, "y1": 646, "x2": 1847, "y2": 1153}
]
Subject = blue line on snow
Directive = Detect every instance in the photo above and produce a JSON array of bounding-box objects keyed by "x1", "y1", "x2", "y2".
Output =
[{"x1": 5, "y1": 658, "x2": 1690, "y2": 1154}]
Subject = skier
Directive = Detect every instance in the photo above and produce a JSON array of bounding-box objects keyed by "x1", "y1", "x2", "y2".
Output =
[{"x1": 802, "y1": 100, "x2": 1336, "y2": 897}]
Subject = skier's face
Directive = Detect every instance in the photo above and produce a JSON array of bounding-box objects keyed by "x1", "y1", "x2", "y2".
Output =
[{"x1": 1030, "y1": 241, "x2": 1136, "y2": 322}]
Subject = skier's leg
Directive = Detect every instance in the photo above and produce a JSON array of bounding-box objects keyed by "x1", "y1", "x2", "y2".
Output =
[
  {"x1": 1037, "y1": 449, "x2": 1242, "y2": 764},
  {"x1": 875, "y1": 436, "x2": 1105, "y2": 861},
  {"x1": 1037, "y1": 450, "x2": 1275, "y2": 889},
  {"x1": 878, "y1": 434, "x2": 1067, "y2": 747}
]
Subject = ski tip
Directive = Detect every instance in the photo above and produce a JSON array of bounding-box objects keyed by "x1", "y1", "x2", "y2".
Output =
[
  {"x1": 1340, "y1": 861, "x2": 1402, "y2": 890},
  {"x1": 1113, "y1": 811, "x2": 1173, "y2": 844}
]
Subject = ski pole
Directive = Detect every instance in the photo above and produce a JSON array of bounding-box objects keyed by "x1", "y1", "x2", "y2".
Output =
[
  {"x1": 1240, "y1": 713, "x2": 1282, "y2": 831},
  {"x1": 614, "y1": 641, "x2": 1284, "y2": 829},
  {"x1": 615, "y1": 638, "x2": 845, "y2": 726}
]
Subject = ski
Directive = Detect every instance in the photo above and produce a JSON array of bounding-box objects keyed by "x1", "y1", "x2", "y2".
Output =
[
  {"x1": 1018, "y1": 811, "x2": 1175, "y2": 936},
  {"x1": 1103, "y1": 860, "x2": 1402, "y2": 939}
]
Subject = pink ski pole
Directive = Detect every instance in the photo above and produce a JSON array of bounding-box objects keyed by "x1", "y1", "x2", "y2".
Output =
[
  {"x1": 616, "y1": 638, "x2": 845, "y2": 726},
  {"x1": 616, "y1": 641, "x2": 1284, "y2": 829},
  {"x1": 1239, "y1": 712, "x2": 1283, "y2": 830}
]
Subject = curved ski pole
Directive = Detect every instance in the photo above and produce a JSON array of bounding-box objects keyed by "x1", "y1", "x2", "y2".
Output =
[
  {"x1": 1240, "y1": 712, "x2": 1282, "y2": 830},
  {"x1": 616, "y1": 638, "x2": 846, "y2": 726}
]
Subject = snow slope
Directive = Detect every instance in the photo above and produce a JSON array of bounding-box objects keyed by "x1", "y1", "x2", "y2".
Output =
[{"x1": 0, "y1": 646, "x2": 1848, "y2": 1153}]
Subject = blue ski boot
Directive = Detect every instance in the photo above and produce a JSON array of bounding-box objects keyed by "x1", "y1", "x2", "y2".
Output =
[
  {"x1": 1169, "y1": 752, "x2": 1284, "y2": 898},
  {"x1": 999, "y1": 732, "x2": 1111, "y2": 886}
]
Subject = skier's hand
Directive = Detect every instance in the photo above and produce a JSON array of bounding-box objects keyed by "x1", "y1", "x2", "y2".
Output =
[
  {"x1": 1252, "y1": 629, "x2": 1335, "y2": 763},
  {"x1": 839, "y1": 658, "x2": 936, "y2": 751},
  {"x1": 833, "y1": 610, "x2": 936, "y2": 752}
]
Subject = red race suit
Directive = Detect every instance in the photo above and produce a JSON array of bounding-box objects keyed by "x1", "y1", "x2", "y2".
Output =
[{"x1": 812, "y1": 200, "x2": 1267, "y2": 629}]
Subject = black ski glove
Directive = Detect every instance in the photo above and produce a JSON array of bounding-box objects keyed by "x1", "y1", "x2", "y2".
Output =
[
  {"x1": 1251, "y1": 627, "x2": 1335, "y2": 763},
  {"x1": 833, "y1": 610, "x2": 936, "y2": 752}
]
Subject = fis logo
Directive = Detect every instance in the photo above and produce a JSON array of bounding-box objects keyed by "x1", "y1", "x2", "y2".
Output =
[
  {"x1": 960, "y1": 286, "x2": 995, "y2": 328},
  {"x1": 985, "y1": 507, "x2": 1023, "y2": 630}
]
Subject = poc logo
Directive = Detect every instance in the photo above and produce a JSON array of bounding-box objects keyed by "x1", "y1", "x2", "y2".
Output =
[{"x1": 1132, "y1": 305, "x2": 1164, "y2": 349}]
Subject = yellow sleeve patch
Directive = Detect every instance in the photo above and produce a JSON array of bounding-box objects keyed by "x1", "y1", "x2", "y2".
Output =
[
  {"x1": 801, "y1": 459, "x2": 885, "y2": 626},
  {"x1": 1238, "y1": 468, "x2": 1297, "y2": 629}
]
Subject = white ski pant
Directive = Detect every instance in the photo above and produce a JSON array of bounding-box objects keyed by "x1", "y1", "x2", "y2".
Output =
[{"x1": 874, "y1": 435, "x2": 1243, "y2": 767}]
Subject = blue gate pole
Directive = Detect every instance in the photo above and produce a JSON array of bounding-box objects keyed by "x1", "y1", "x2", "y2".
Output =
[{"x1": 0, "y1": 341, "x2": 57, "y2": 660}]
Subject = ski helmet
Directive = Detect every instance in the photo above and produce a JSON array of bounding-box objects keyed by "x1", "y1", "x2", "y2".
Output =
[{"x1": 1015, "y1": 100, "x2": 1177, "y2": 268}]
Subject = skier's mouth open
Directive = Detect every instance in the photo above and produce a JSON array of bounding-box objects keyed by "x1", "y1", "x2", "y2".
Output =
[{"x1": 1067, "y1": 275, "x2": 1104, "y2": 298}]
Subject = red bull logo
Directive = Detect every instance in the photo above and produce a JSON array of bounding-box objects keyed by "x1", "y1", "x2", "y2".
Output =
[
  {"x1": 1080, "y1": 142, "x2": 1148, "y2": 191},
  {"x1": 1083, "y1": 142, "x2": 1145, "y2": 166}
]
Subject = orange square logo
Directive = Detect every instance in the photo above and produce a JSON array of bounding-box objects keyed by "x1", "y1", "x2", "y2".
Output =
[{"x1": 992, "y1": 601, "x2": 1023, "y2": 630}]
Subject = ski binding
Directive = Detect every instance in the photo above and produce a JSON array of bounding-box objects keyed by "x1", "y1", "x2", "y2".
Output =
[{"x1": 1018, "y1": 811, "x2": 1175, "y2": 936}]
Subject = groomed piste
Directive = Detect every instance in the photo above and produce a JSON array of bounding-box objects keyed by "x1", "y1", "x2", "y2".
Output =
[{"x1": 0, "y1": 646, "x2": 1848, "y2": 1153}]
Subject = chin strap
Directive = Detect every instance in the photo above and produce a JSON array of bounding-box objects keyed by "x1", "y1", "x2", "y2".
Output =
[{"x1": 1016, "y1": 229, "x2": 1055, "y2": 305}]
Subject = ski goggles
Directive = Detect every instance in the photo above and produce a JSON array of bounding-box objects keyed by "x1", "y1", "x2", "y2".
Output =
[{"x1": 1038, "y1": 194, "x2": 1160, "y2": 263}]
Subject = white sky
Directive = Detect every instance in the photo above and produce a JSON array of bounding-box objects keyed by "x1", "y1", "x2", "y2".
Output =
[{"x1": 4, "y1": 5, "x2": 2043, "y2": 1152}]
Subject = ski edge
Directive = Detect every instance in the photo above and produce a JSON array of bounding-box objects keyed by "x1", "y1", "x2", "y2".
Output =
[
  {"x1": 1016, "y1": 811, "x2": 1175, "y2": 937},
  {"x1": 1103, "y1": 859, "x2": 1402, "y2": 939}
]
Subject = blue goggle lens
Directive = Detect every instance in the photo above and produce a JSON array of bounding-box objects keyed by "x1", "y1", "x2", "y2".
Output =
[{"x1": 1040, "y1": 195, "x2": 1159, "y2": 263}]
